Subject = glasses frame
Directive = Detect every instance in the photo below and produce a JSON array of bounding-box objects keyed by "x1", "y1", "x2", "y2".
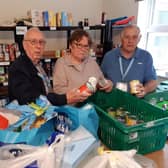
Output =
[
  {"x1": 74, "y1": 42, "x2": 89, "y2": 50},
  {"x1": 24, "y1": 39, "x2": 46, "y2": 46}
]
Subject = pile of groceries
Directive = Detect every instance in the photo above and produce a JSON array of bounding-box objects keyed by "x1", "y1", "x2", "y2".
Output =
[{"x1": 107, "y1": 106, "x2": 144, "y2": 126}]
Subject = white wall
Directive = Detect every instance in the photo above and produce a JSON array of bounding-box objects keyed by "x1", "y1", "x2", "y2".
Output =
[
  {"x1": 0, "y1": 0, "x2": 103, "y2": 26},
  {"x1": 102, "y1": 0, "x2": 139, "y2": 47},
  {"x1": 102, "y1": 0, "x2": 138, "y2": 21},
  {"x1": 0, "y1": 0, "x2": 138, "y2": 50}
]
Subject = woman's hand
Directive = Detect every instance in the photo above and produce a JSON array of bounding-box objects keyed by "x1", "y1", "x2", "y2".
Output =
[
  {"x1": 66, "y1": 88, "x2": 92, "y2": 104},
  {"x1": 99, "y1": 79, "x2": 113, "y2": 92}
]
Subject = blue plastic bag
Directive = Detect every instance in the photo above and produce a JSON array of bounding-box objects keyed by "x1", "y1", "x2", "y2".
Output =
[
  {"x1": 0, "y1": 97, "x2": 99, "y2": 145},
  {"x1": 53, "y1": 103, "x2": 99, "y2": 138}
]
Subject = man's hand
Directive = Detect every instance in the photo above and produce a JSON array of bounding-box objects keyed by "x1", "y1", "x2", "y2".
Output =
[{"x1": 135, "y1": 83, "x2": 146, "y2": 98}]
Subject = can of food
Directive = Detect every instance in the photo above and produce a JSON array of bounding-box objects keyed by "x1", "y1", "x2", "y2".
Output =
[
  {"x1": 79, "y1": 77, "x2": 97, "y2": 93},
  {"x1": 130, "y1": 80, "x2": 140, "y2": 94},
  {"x1": 107, "y1": 107, "x2": 116, "y2": 117},
  {"x1": 126, "y1": 115, "x2": 137, "y2": 126},
  {"x1": 116, "y1": 107, "x2": 124, "y2": 117}
]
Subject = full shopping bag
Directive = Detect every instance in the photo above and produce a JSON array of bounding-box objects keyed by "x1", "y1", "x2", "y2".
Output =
[
  {"x1": 0, "y1": 117, "x2": 56, "y2": 146},
  {"x1": 0, "y1": 96, "x2": 99, "y2": 145},
  {"x1": 53, "y1": 103, "x2": 99, "y2": 138},
  {"x1": 0, "y1": 97, "x2": 58, "y2": 146}
]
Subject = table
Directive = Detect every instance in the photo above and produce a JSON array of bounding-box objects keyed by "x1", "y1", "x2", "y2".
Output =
[{"x1": 145, "y1": 143, "x2": 168, "y2": 168}]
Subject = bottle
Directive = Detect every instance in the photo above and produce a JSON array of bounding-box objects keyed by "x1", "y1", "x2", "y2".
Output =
[
  {"x1": 78, "y1": 77, "x2": 97, "y2": 93},
  {"x1": 101, "y1": 12, "x2": 106, "y2": 24},
  {"x1": 84, "y1": 18, "x2": 89, "y2": 26}
]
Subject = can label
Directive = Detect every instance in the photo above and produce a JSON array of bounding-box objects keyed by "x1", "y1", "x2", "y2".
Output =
[{"x1": 130, "y1": 80, "x2": 140, "y2": 94}]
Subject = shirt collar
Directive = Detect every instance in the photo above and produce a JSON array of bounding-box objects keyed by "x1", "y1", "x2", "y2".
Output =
[
  {"x1": 64, "y1": 54, "x2": 89, "y2": 71},
  {"x1": 118, "y1": 47, "x2": 139, "y2": 60}
]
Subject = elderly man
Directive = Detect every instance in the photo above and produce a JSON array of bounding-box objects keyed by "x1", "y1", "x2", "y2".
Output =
[
  {"x1": 8, "y1": 27, "x2": 91, "y2": 105},
  {"x1": 101, "y1": 24, "x2": 157, "y2": 98}
]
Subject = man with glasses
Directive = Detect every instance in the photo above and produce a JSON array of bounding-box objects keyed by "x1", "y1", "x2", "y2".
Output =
[
  {"x1": 8, "y1": 27, "x2": 91, "y2": 105},
  {"x1": 101, "y1": 24, "x2": 157, "y2": 97},
  {"x1": 53, "y1": 29, "x2": 112, "y2": 95}
]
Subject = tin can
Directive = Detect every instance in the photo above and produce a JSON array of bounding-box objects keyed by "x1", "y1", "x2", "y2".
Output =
[
  {"x1": 107, "y1": 107, "x2": 116, "y2": 117},
  {"x1": 79, "y1": 77, "x2": 97, "y2": 93},
  {"x1": 56, "y1": 50, "x2": 61, "y2": 58},
  {"x1": 126, "y1": 115, "x2": 137, "y2": 126},
  {"x1": 130, "y1": 80, "x2": 140, "y2": 94},
  {"x1": 116, "y1": 107, "x2": 124, "y2": 117}
]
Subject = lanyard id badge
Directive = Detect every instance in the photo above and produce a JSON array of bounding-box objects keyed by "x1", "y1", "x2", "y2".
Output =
[
  {"x1": 119, "y1": 56, "x2": 135, "y2": 82},
  {"x1": 116, "y1": 82, "x2": 128, "y2": 92}
]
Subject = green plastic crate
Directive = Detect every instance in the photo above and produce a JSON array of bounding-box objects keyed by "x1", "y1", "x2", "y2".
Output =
[
  {"x1": 89, "y1": 89, "x2": 168, "y2": 154},
  {"x1": 144, "y1": 91, "x2": 168, "y2": 110},
  {"x1": 144, "y1": 91, "x2": 168, "y2": 103}
]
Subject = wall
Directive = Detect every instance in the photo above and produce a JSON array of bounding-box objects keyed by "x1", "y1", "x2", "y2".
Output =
[
  {"x1": 102, "y1": 0, "x2": 139, "y2": 46},
  {"x1": 0, "y1": 0, "x2": 138, "y2": 50},
  {"x1": 102, "y1": 0, "x2": 138, "y2": 21},
  {"x1": 0, "y1": 0, "x2": 103, "y2": 49}
]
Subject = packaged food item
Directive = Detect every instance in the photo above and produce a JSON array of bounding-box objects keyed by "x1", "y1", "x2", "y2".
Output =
[
  {"x1": 31, "y1": 117, "x2": 46, "y2": 128},
  {"x1": 107, "y1": 107, "x2": 116, "y2": 117},
  {"x1": 78, "y1": 77, "x2": 97, "y2": 93},
  {"x1": 0, "y1": 114, "x2": 9, "y2": 130},
  {"x1": 130, "y1": 80, "x2": 140, "y2": 94},
  {"x1": 126, "y1": 115, "x2": 137, "y2": 126}
]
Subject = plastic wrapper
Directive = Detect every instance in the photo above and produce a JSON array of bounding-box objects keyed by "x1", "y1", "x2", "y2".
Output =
[
  {"x1": 83, "y1": 148, "x2": 142, "y2": 168},
  {"x1": 0, "y1": 134, "x2": 64, "y2": 168}
]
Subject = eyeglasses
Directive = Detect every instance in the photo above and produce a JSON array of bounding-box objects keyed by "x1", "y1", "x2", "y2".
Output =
[
  {"x1": 74, "y1": 42, "x2": 89, "y2": 50},
  {"x1": 24, "y1": 39, "x2": 46, "y2": 46},
  {"x1": 123, "y1": 35, "x2": 139, "y2": 41}
]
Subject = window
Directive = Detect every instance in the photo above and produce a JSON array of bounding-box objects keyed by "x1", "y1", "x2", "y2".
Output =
[{"x1": 137, "y1": 0, "x2": 168, "y2": 77}]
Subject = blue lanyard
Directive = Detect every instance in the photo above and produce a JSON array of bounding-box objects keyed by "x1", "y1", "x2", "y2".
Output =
[{"x1": 119, "y1": 56, "x2": 135, "y2": 81}]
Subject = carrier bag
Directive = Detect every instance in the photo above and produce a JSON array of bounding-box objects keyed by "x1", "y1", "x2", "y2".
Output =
[{"x1": 0, "y1": 96, "x2": 99, "y2": 145}]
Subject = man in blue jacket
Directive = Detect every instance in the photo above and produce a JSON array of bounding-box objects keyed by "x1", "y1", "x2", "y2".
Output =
[{"x1": 101, "y1": 24, "x2": 157, "y2": 98}]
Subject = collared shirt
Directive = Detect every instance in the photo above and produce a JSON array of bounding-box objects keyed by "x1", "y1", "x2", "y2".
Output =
[
  {"x1": 53, "y1": 54, "x2": 104, "y2": 94},
  {"x1": 101, "y1": 47, "x2": 157, "y2": 86},
  {"x1": 36, "y1": 63, "x2": 52, "y2": 93}
]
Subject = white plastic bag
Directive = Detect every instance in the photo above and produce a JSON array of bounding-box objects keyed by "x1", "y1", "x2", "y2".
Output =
[
  {"x1": 83, "y1": 149, "x2": 142, "y2": 168},
  {"x1": 0, "y1": 134, "x2": 64, "y2": 168}
]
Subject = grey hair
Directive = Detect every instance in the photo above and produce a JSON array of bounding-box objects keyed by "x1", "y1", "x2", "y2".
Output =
[
  {"x1": 120, "y1": 24, "x2": 141, "y2": 38},
  {"x1": 23, "y1": 27, "x2": 44, "y2": 40}
]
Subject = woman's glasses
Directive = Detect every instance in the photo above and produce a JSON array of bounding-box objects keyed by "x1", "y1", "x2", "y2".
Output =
[{"x1": 74, "y1": 42, "x2": 89, "y2": 50}]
